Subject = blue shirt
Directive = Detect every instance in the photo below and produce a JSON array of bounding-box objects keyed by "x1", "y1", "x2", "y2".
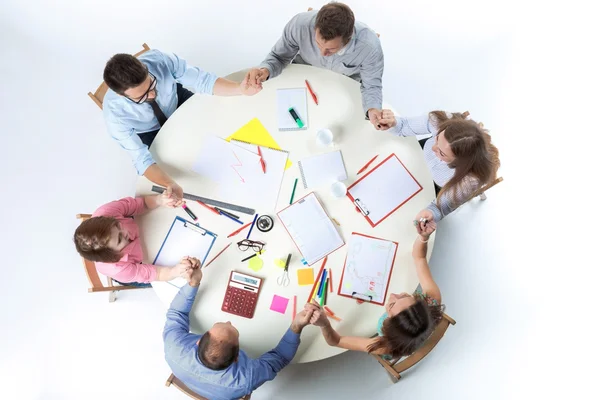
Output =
[
  {"x1": 103, "y1": 49, "x2": 218, "y2": 175},
  {"x1": 163, "y1": 284, "x2": 302, "y2": 400}
]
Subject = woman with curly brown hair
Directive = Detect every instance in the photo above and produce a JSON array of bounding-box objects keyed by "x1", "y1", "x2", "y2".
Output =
[
  {"x1": 305, "y1": 222, "x2": 443, "y2": 359},
  {"x1": 379, "y1": 110, "x2": 501, "y2": 225}
]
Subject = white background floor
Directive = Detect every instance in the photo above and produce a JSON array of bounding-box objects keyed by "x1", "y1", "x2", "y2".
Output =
[{"x1": 0, "y1": 0, "x2": 597, "y2": 399}]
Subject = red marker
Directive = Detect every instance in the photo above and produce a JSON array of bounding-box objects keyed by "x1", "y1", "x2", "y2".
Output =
[
  {"x1": 305, "y1": 80, "x2": 318, "y2": 105},
  {"x1": 196, "y1": 200, "x2": 220, "y2": 216},
  {"x1": 257, "y1": 146, "x2": 266, "y2": 173}
]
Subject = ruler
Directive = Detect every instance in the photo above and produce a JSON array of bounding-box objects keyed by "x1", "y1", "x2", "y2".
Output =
[{"x1": 151, "y1": 186, "x2": 255, "y2": 215}]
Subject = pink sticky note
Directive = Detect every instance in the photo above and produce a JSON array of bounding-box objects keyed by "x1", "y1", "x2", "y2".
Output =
[{"x1": 270, "y1": 295, "x2": 290, "y2": 314}]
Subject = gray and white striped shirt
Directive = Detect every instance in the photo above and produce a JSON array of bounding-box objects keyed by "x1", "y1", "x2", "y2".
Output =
[{"x1": 388, "y1": 114, "x2": 480, "y2": 221}]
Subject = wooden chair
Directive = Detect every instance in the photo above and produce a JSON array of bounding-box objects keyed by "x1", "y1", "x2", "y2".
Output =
[
  {"x1": 75, "y1": 214, "x2": 150, "y2": 302},
  {"x1": 308, "y1": 7, "x2": 380, "y2": 37},
  {"x1": 166, "y1": 373, "x2": 252, "y2": 400},
  {"x1": 472, "y1": 176, "x2": 503, "y2": 201},
  {"x1": 87, "y1": 43, "x2": 151, "y2": 110},
  {"x1": 371, "y1": 313, "x2": 456, "y2": 382}
]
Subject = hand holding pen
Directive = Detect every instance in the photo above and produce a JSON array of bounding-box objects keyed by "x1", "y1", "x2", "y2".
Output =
[{"x1": 413, "y1": 209, "x2": 435, "y2": 236}]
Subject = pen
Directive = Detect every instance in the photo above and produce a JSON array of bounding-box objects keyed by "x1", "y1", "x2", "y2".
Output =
[
  {"x1": 204, "y1": 243, "x2": 231, "y2": 268},
  {"x1": 227, "y1": 222, "x2": 252, "y2": 238},
  {"x1": 357, "y1": 155, "x2": 379, "y2": 174},
  {"x1": 197, "y1": 200, "x2": 220, "y2": 216},
  {"x1": 289, "y1": 178, "x2": 298, "y2": 204},
  {"x1": 219, "y1": 209, "x2": 243, "y2": 224},
  {"x1": 181, "y1": 203, "x2": 198, "y2": 221},
  {"x1": 214, "y1": 207, "x2": 239, "y2": 220},
  {"x1": 257, "y1": 146, "x2": 266, "y2": 173},
  {"x1": 305, "y1": 79, "x2": 318, "y2": 105},
  {"x1": 246, "y1": 213, "x2": 259, "y2": 239},
  {"x1": 241, "y1": 250, "x2": 264, "y2": 262},
  {"x1": 288, "y1": 107, "x2": 304, "y2": 128}
]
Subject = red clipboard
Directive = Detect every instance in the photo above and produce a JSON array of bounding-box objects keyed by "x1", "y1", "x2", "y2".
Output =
[
  {"x1": 276, "y1": 192, "x2": 345, "y2": 266},
  {"x1": 346, "y1": 154, "x2": 422, "y2": 227},
  {"x1": 337, "y1": 232, "x2": 398, "y2": 306}
]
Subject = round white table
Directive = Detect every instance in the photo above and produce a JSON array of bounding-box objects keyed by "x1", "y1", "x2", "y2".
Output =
[{"x1": 135, "y1": 64, "x2": 436, "y2": 363}]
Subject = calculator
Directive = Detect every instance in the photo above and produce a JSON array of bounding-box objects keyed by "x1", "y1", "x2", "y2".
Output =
[{"x1": 221, "y1": 271, "x2": 263, "y2": 319}]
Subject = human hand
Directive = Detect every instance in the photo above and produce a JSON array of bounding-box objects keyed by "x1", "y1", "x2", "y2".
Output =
[
  {"x1": 378, "y1": 109, "x2": 397, "y2": 130},
  {"x1": 413, "y1": 209, "x2": 435, "y2": 238},
  {"x1": 172, "y1": 257, "x2": 193, "y2": 280},
  {"x1": 244, "y1": 68, "x2": 269, "y2": 90},
  {"x1": 187, "y1": 256, "x2": 203, "y2": 287},
  {"x1": 240, "y1": 75, "x2": 262, "y2": 96},
  {"x1": 163, "y1": 183, "x2": 184, "y2": 208},
  {"x1": 291, "y1": 309, "x2": 314, "y2": 333},
  {"x1": 304, "y1": 302, "x2": 330, "y2": 327},
  {"x1": 367, "y1": 108, "x2": 384, "y2": 130}
]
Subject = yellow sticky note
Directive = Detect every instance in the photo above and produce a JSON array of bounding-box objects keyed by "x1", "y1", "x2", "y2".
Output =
[
  {"x1": 297, "y1": 268, "x2": 315, "y2": 286},
  {"x1": 248, "y1": 257, "x2": 263, "y2": 272},
  {"x1": 226, "y1": 118, "x2": 292, "y2": 169}
]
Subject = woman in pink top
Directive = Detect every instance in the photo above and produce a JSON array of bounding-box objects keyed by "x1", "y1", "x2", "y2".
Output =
[{"x1": 74, "y1": 190, "x2": 192, "y2": 285}]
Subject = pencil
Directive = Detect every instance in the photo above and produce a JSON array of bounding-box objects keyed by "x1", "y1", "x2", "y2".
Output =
[
  {"x1": 290, "y1": 178, "x2": 298, "y2": 204},
  {"x1": 292, "y1": 295, "x2": 297, "y2": 321},
  {"x1": 357, "y1": 155, "x2": 379, "y2": 175},
  {"x1": 227, "y1": 222, "x2": 252, "y2": 238},
  {"x1": 328, "y1": 268, "x2": 333, "y2": 293},
  {"x1": 307, "y1": 257, "x2": 328, "y2": 303},
  {"x1": 320, "y1": 280, "x2": 327, "y2": 307},
  {"x1": 246, "y1": 213, "x2": 259, "y2": 239},
  {"x1": 324, "y1": 306, "x2": 335, "y2": 315},
  {"x1": 326, "y1": 312, "x2": 342, "y2": 322},
  {"x1": 203, "y1": 243, "x2": 231, "y2": 268}
]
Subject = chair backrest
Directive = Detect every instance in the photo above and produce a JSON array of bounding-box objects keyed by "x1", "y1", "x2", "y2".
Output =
[
  {"x1": 87, "y1": 43, "x2": 151, "y2": 110},
  {"x1": 166, "y1": 374, "x2": 251, "y2": 400},
  {"x1": 371, "y1": 313, "x2": 456, "y2": 382}
]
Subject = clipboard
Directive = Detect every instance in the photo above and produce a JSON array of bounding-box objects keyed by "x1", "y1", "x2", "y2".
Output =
[
  {"x1": 277, "y1": 192, "x2": 345, "y2": 266},
  {"x1": 153, "y1": 216, "x2": 218, "y2": 288},
  {"x1": 347, "y1": 154, "x2": 422, "y2": 227},
  {"x1": 337, "y1": 232, "x2": 398, "y2": 305}
]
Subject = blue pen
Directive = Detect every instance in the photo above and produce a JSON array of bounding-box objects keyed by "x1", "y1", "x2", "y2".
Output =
[
  {"x1": 246, "y1": 213, "x2": 259, "y2": 239},
  {"x1": 317, "y1": 269, "x2": 327, "y2": 298},
  {"x1": 218, "y1": 209, "x2": 243, "y2": 225}
]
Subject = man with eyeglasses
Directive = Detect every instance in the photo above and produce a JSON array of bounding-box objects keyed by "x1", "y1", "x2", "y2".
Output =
[
  {"x1": 244, "y1": 2, "x2": 387, "y2": 130},
  {"x1": 102, "y1": 49, "x2": 260, "y2": 203}
]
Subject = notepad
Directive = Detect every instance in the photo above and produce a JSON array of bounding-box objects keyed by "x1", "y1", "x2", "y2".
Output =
[
  {"x1": 153, "y1": 217, "x2": 217, "y2": 289},
  {"x1": 298, "y1": 150, "x2": 348, "y2": 189},
  {"x1": 277, "y1": 192, "x2": 345, "y2": 266},
  {"x1": 347, "y1": 154, "x2": 422, "y2": 227},
  {"x1": 270, "y1": 295, "x2": 290, "y2": 314},
  {"x1": 338, "y1": 233, "x2": 398, "y2": 305},
  {"x1": 277, "y1": 88, "x2": 308, "y2": 131},
  {"x1": 297, "y1": 268, "x2": 315, "y2": 286}
]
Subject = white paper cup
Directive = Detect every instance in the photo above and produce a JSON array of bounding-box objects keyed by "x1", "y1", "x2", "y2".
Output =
[
  {"x1": 316, "y1": 128, "x2": 334, "y2": 147},
  {"x1": 330, "y1": 181, "x2": 347, "y2": 198}
]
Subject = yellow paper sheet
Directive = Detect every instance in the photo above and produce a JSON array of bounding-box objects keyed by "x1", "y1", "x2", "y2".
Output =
[
  {"x1": 297, "y1": 268, "x2": 315, "y2": 286},
  {"x1": 226, "y1": 118, "x2": 292, "y2": 169}
]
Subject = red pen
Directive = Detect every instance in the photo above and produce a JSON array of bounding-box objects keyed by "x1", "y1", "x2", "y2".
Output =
[
  {"x1": 257, "y1": 146, "x2": 266, "y2": 173},
  {"x1": 305, "y1": 80, "x2": 318, "y2": 105},
  {"x1": 197, "y1": 200, "x2": 220, "y2": 216},
  {"x1": 204, "y1": 243, "x2": 231, "y2": 268},
  {"x1": 227, "y1": 222, "x2": 252, "y2": 238},
  {"x1": 357, "y1": 155, "x2": 379, "y2": 174}
]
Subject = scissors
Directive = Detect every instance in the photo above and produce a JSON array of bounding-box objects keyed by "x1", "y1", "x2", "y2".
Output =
[{"x1": 277, "y1": 253, "x2": 292, "y2": 286}]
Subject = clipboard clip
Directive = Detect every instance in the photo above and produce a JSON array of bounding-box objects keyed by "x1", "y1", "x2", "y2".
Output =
[
  {"x1": 354, "y1": 198, "x2": 370, "y2": 216},
  {"x1": 352, "y1": 292, "x2": 373, "y2": 303},
  {"x1": 183, "y1": 221, "x2": 207, "y2": 235}
]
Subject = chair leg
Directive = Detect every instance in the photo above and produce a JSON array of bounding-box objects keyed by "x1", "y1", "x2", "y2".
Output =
[
  {"x1": 479, "y1": 192, "x2": 487, "y2": 200},
  {"x1": 108, "y1": 290, "x2": 117, "y2": 303}
]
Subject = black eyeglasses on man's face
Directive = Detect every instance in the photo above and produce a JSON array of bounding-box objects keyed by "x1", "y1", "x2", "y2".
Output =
[{"x1": 127, "y1": 72, "x2": 157, "y2": 104}]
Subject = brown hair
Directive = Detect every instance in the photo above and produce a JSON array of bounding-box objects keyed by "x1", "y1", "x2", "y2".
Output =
[
  {"x1": 197, "y1": 332, "x2": 239, "y2": 371},
  {"x1": 315, "y1": 2, "x2": 355, "y2": 43},
  {"x1": 430, "y1": 111, "x2": 501, "y2": 210},
  {"x1": 103, "y1": 54, "x2": 148, "y2": 95},
  {"x1": 73, "y1": 216, "x2": 121, "y2": 263},
  {"x1": 368, "y1": 296, "x2": 444, "y2": 358}
]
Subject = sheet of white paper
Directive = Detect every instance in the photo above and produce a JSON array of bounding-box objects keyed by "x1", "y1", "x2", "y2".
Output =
[
  {"x1": 277, "y1": 88, "x2": 308, "y2": 131},
  {"x1": 278, "y1": 193, "x2": 344, "y2": 265},
  {"x1": 339, "y1": 234, "x2": 396, "y2": 304},
  {"x1": 192, "y1": 135, "x2": 259, "y2": 184},
  {"x1": 348, "y1": 155, "x2": 421, "y2": 226},
  {"x1": 153, "y1": 218, "x2": 216, "y2": 288},
  {"x1": 298, "y1": 150, "x2": 348, "y2": 189}
]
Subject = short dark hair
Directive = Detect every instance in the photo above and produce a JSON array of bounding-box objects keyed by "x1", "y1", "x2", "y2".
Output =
[
  {"x1": 367, "y1": 297, "x2": 444, "y2": 358},
  {"x1": 103, "y1": 54, "x2": 148, "y2": 95},
  {"x1": 315, "y1": 2, "x2": 355, "y2": 43},
  {"x1": 197, "y1": 332, "x2": 239, "y2": 371},
  {"x1": 74, "y1": 216, "x2": 121, "y2": 263}
]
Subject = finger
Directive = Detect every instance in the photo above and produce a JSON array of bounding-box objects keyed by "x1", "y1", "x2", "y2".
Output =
[{"x1": 166, "y1": 186, "x2": 173, "y2": 197}]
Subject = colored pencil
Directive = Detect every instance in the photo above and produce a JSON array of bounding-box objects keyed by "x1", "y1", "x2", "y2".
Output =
[
  {"x1": 227, "y1": 222, "x2": 252, "y2": 238},
  {"x1": 307, "y1": 257, "x2": 328, "y2": 303},
  {"x1": 246, "y1": 213, "x2": 259, "y2": 239},
  {"x1": 320, "y1": 280, "x2": 327, "y2": 306},
  {"x1": 290, "y1": 178, "x2": 298, "y2": 204},
  {"x1": 325, "y1": 311, "x2": 342, "y2": 322},
  {"x1": 328, "y1": 268, "x2": 333, "y2": 293},
  {"x1": 292, "y1": 295, "x2": 297, "y2": 320},
  {"x1": 317, "y1": 269, "x2": 327, "y2": 298},
  {"x1": 215, "y1": 207, "x2": 239, "y2": 220},
  {"x1": 324, "y1": 306, "x2": 335, "y2": 315},
  {"x1": 203, "y1": 243, "x2": 231, "y2": 268},
  {"x1": 197, "y1": 200, "x2": 220, "y2": 215},
  {"x1": 219, "y1": 209, "x2": 243, "y2": 224},
  {"x1": 357, "y1": 155, "x2": 379, "y2": 174}
]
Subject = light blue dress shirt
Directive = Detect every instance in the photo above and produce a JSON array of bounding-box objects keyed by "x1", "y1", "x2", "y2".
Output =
[
  {"x1": 163, "y1": 284, "x2": 302, "y2": 400},
  {"x1": 102, "y1": 49, "x2": 218, "y2": 175}
]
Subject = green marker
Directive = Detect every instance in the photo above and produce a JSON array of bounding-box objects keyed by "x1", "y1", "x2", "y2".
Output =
[{"x1": 288, "y1": 107, "x2": 304, "y2": 128}]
